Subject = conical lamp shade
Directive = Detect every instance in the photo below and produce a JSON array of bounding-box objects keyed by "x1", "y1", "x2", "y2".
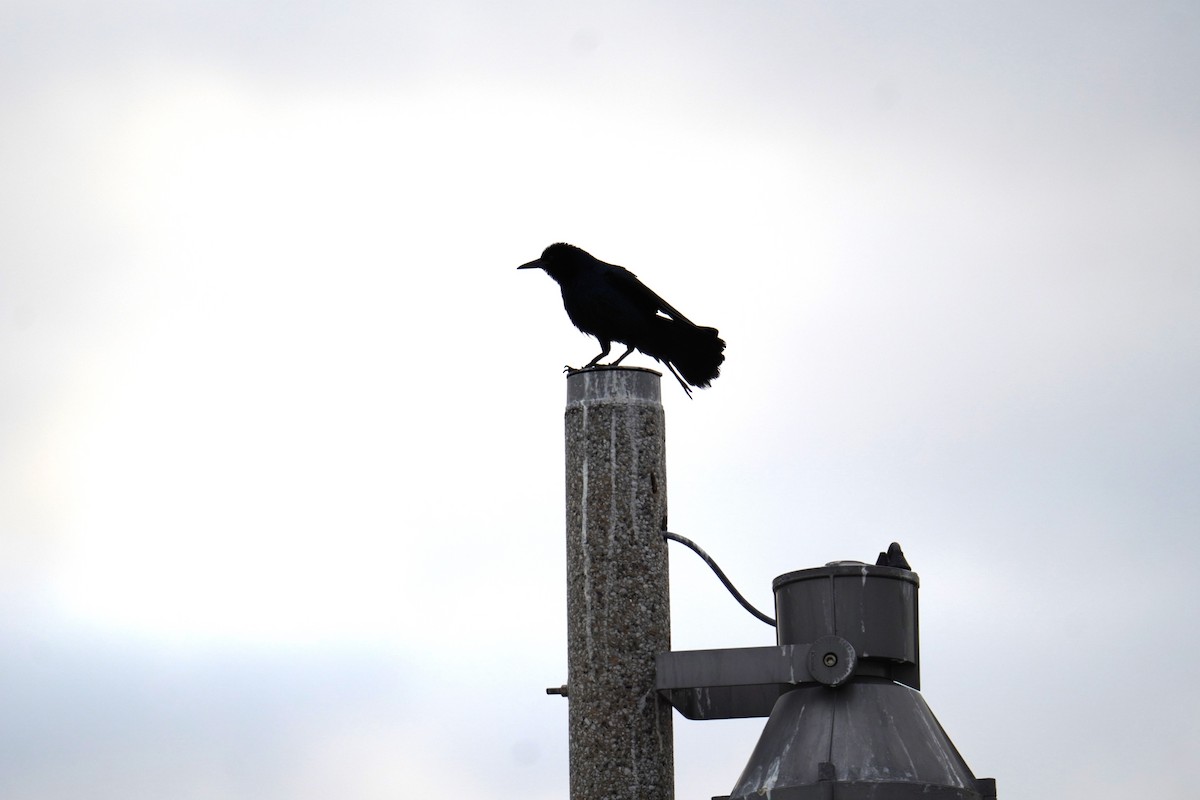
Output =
[{"x1": 729, "y1": 678, "x2": 993, "y2": 799}]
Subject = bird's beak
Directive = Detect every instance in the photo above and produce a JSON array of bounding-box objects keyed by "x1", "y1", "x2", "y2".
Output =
[{"x1": 517, "y1": 258, "x2": 542, "y2": 270}]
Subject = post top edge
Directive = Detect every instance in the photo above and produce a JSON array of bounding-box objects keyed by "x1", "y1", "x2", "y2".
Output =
[{"x1": 565, "y1": 366, "x2": 663, "y2": 406}]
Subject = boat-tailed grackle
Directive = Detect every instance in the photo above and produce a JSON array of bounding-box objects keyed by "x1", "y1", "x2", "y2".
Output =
[{"x1": 518, "y1": 243, "x2": 725, "y2": 397}]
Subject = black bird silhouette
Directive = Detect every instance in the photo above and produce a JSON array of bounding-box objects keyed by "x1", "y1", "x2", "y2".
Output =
[
  {"x1": 875, "y1": 542, "x2": 912, "y2": 570},
  {"x1": 518, "y1": 243, "x2": 725, "y2": 397}
]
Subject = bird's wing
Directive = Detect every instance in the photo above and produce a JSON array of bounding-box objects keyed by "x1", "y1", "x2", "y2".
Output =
[{"x1": 603, "y1": 262, "x2": 697, "y2": 326}]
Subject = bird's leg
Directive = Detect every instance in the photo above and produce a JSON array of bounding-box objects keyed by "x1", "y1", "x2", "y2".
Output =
[
  {"x1": 581, "y1": 341, "x2": 612, "y2": 369},
  {"x1": 565, "y1": 341, "x2": 612, "y2": 374},
  {"x1": 608, "y1": 345, "x2": 635, "y2": 366}
]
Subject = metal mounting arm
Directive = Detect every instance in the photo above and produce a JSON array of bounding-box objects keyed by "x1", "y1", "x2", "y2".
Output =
[{"x1": 656, "y1": 635, "x2": 870, "y2": 720}]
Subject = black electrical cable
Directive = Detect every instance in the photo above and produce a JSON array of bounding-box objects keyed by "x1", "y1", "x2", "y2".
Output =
[{"x1": 663, "y1": 531, "x2": 776, "y2": 627}]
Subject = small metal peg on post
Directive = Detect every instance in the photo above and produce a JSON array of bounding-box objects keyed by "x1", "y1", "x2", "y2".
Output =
[{"x1": 546, "y1": 684, "x2": 569, "y2": 697}]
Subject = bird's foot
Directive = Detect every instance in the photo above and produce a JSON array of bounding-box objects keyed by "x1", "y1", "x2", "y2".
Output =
[{"x1": 563, "y1": 364, "x2": 610, "y2": 376}]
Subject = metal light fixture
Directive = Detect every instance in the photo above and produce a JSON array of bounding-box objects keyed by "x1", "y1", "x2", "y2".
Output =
[{"x1": 657, "y1": 553, "x2": 997, "y2": 799}]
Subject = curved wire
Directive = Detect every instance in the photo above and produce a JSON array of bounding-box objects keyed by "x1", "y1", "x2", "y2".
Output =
[{"x1": 663, "y1": 531, "x2": 776, "y2": 626}]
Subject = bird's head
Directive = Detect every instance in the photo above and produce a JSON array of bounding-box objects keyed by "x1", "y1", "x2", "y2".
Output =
[{"x1": 517, "y1": 242, "x2": 588, "y2": 281}]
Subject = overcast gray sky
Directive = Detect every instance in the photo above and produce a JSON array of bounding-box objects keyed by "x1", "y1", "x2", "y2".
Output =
[{"x1": 2, "y1": 1, "x2": 1198, "y2": 798}]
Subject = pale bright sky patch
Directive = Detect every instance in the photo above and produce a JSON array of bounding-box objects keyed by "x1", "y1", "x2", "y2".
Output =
[{"x1": 2, "y1": 4, "x2": 1198, "y2": 799}]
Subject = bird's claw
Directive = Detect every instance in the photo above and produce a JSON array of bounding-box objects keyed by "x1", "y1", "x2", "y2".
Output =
[{"x1": 565, "y1": 364, "x2": 605, "y2": 376}]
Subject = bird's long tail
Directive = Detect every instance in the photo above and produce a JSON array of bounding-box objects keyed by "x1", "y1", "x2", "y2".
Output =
[{"x1": 643, "y1": 318, "x2": 726, "y2": 390}]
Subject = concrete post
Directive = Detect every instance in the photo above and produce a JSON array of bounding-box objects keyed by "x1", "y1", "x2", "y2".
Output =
[{"x1": 564, "y1": 367, "x2": 674, "y2": 800}]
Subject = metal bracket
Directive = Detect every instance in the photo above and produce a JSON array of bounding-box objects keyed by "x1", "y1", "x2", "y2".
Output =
[{"x1": 655, "y1": 637, "x2": 859, "y2": 720}]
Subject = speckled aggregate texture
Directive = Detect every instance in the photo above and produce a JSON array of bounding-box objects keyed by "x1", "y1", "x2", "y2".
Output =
[{"x1": 564, "y1": 367, "x2": 673, "y2": 800}]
